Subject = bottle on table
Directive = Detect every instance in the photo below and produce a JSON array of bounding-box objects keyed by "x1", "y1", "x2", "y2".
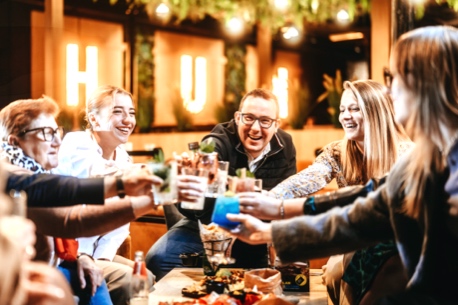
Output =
[{"x1": 130, "y1": 251, "x2": 149, "y2": 305}]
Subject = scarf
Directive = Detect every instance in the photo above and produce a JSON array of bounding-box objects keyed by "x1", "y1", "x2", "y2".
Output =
[
  {"x1": 0, "y1": 142, "x2": 78, "y2": 262},
  {"x1": 0, "y1": 142, "x2": 49, "y2": 174}
]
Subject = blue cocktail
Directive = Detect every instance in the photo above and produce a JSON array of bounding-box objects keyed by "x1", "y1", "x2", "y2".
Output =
[{"x1": 211, "y1": 195, "x2": 240, "y2": 229}]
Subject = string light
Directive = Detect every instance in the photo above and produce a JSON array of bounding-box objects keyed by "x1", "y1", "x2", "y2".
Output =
[{"x1": 226, "y1": 16, "x2": 244, "y2": 35}]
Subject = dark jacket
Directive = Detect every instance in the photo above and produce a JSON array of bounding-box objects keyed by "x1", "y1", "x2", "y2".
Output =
[
  {"x1": 178, "y1": 120, "x2": 297, "y2": 222},
  {"x1": 7, "y1": 173, "x2": 105, "y2": 207},
  {"x1": 202, "y1": 119, "x2": 297, "y2": 190},
  {"x1": 273, "y1": 142, "x2": 458, "y2": 302},
  {"x1": 178, "y1": 119, "x2": 297, "y2": 269}
]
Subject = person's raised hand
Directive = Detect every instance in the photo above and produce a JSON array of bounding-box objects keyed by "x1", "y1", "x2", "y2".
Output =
[
  {"x1": 121, "y1": 164, "x2": 163, "y2": 196},
  {"x1": 238, "y1": 192, "x2": 282, "y2": 220},
  {"x1": 177, "y1": 175, "x2": 206, "y2": 202},
  {"x1": 225, "y1": 213, "x2": 273, "y2": 245}
]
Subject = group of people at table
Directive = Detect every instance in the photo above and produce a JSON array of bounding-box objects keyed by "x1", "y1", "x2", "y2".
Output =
[{"x1": 0, "y1": 25, "x2": 457, "y2": 305}]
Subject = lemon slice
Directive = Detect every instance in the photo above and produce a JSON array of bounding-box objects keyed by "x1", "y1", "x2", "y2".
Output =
[{"x1": 224, "y1": 191, "x2": 236, "y2": 197}]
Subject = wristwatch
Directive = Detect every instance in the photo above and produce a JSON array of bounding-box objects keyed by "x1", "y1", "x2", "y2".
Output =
[{"x1": 116, "y1": 176, "x2": 126, "y2": 198}]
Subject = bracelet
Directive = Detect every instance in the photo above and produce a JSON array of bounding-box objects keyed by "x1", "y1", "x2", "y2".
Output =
[{"x1": 279, "y1": 200, "x2": 285, "y2": 219}]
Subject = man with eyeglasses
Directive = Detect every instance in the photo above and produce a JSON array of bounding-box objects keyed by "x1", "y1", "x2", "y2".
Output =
[{"x1": 146, "y1": 88, "x2": 296, "y2": 279}]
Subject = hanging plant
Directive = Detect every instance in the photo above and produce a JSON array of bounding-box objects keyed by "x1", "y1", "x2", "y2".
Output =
[
  {"x1": 135, "y1": 28, "x2": 155, "y2": 132},
  {"x1": 288, "y1": 81, "x2": 319, "y2": 129},
  {"x1": 108, "y1": 0, "x2": 371, "y2": 31},
  {"x1": 317, "y1": 69, "x2": 343, "y2": 128},
  {"x1": 171, "y1": 90, "x2": 194, "y2": 131},
  {"x1": 215, "y1": 42, "x2": 246, "y2": 123}
]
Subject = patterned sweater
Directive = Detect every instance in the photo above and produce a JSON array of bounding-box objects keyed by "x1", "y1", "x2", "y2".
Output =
[{"x1": 270, "y1": 140, "x2": 414, "y2": 199}]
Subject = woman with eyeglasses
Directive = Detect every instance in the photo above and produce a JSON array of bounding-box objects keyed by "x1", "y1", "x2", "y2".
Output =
[
  {"x1": 54, "y1": 85, "x2": 154, "y2": 305},
  {"x1": 236, "y1": 80, "x2": 414, "y2": 305},
  {"x1": 0, "y1": 95, "x2": 113, "y2": 305},
  {"x1": 228, "y1": 25, "x2": 458, "y2": 305}
]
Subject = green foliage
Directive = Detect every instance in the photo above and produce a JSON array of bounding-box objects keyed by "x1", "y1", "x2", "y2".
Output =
[
  {"x1": 172, "y1": 91, "x2": 194, "y2": 131},
  {"x1": 216, "y1": 43, "x2": 246, "y2": 123},
  {"x1": 117, "y1": 0, "x2": 371, "y2": 31},
  {"x1": 136, "y1": 29, "x2": 155, "y2": 132},
  {"x1": 57, "y1": 107, "x2": 86, "y2": 131},
  {"x1": 318, "y1": 69, "x2": 343, "y2": 128},
  {"x1": 152, "y1": 148, "x2": 165, "y2": 163},
  {"x1": 57, "y1": 108, "x2": 75, "y2": 132},
  {"x1": 235, "y1": 168, "x2": 255, "y2": 178},
  {"x1": 288, "y1": 81, "x2": 315, "y2": 129},
  {"x1": 199, "y1": 138, "x2": 216, "y2": 153}
]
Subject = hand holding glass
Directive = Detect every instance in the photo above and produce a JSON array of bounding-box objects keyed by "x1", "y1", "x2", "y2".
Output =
[
  {"x1": 149, "y1": 162, "x2": 178, "y2": 205},
  {"x1": 180, "y1": 168, "x2": 209, "y2": 210},
  {"x1": 211, "y1": 195, "x2": 240, "y2": 229}
]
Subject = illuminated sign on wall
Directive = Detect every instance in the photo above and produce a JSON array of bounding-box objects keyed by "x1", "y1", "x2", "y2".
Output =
[
  {"x1": 272, "y1": 67, "x2": 289, "y2": 119},
  {"x1": 66, "y1": 44, "x2": 98, "y2": 106},
  {"x1": 180, "y1": 55, "x2": 207, "y2": 113}
]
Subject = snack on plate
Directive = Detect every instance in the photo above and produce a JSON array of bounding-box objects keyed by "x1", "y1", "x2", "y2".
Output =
[
  {"x1": 181, "y1": 282, "x2": 207, "y2": 298},
  {"x1": 198, "y1": 221, "x2": 234, "y2": 257},
  {"x1": 203, "y1": 269, "x2": 245, "y2": 290}
]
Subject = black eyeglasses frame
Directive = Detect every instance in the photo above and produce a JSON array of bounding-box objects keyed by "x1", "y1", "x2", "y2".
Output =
[
  {"x1": 17, "y1": 126, "x2": 64, "y2": 142},
  {"x1": 239, "y1": 113, "x2": 277, "y2": 129}
]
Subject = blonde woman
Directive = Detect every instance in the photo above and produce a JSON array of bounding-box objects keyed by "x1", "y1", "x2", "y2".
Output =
[{"x1": 55, "y1": 85, "x2": 154, "y2": 305}]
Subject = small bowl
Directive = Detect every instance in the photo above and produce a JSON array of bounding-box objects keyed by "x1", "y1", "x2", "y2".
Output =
[
  {"x1": 179, "y1": 252, "x2": 200, "y2": 267},
  {"x1": 229, "y1": 289, "x2": 246, "y2": 303},
  {"x1": 205, "y1": 280, "x2": 226, "y2": 294}
]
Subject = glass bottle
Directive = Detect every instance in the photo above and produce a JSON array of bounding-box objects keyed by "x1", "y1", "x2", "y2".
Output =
[
  {"x1": 187, "y1": 141, "x2": 200, "y2": 168},
  {"x1": 130, "y1": 251, "x2": 149, "y2": 305},
  {"x1": 196, "y1": 152, "x2": 218, "y2": 184}
]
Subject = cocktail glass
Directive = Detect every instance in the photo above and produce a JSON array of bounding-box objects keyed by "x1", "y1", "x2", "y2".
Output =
[
  {"x1": 180, "y1": 167, "x2": 208, "y2": 210},
  {"x1": 206, "y1": 161, "x2": 229, "y2": 198},
  {"x1": 211, "y1": 195, "x2": 240, "y2": 230},
  {"x1": 148, "y1": 161, "x2": 178, "y2": 205}
]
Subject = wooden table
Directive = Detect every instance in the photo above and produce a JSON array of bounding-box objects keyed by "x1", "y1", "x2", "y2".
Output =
[{"x1": 149, "y1": 268, "x2": 328, "y2": 305}]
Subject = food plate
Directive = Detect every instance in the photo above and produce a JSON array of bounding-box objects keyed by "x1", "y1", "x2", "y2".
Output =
[
  {"x1": 181, "y1": 269, "x2": 245, "y2": 299},
  {"x1": 181, "y1": 287, "x2": 207, "y2": 299}
]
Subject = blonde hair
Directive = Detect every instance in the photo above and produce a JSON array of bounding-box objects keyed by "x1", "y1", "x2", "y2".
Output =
[
  {"x1": 0, "y1": 96, "x2": 60, "y2": 141},
  {"x1": 85, "y1": 85, "x2": 133, "y2": 130},
  {"x1": 390, "y1": 26, "x2": 458, "y2": 218},
  {"x1": 340, "y1": 80, "x2": 410, "y2": 183}
]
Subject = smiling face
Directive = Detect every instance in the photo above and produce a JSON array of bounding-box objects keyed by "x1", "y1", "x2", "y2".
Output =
[
  {"x1": 339, "y1": 89, "x2": 365, "y2": 146},
  {"x1": 91, "y1": 93, "x2": 136, "y2": 146},
  {"x1": 234, "y1": 96, "x2": 278, "y2": 158},
  {"x1": 15, "y1": 113, "x2": 61, "y2": 170}
]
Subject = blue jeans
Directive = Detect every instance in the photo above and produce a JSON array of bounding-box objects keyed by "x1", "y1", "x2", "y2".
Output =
[
  {"x1": 58, "y1": 262, "x2": 113, "y2": 305},
  {"x1": 146, "y1": 218, "x2": 203, "y2": 281},
  {"x1": 145, "y1": 218, "x2": 268, "y2": 281}
]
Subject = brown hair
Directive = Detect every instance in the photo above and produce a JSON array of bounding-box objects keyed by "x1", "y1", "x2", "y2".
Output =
[
  {"x1": 340, "y1": 80, "x2": 410, "y2": 183},
  {"x1": 85, "y1": 85, "x2": 133, "y2": 130},
  {"x1": 0, "y1": 96, "x2": 60, "y2": 141},
  {"x1": 239, "y1": 88, "x2": 280, "y2": 118},
  {"x1": 390, "y1": 26, "x2": 458, "y2": 218}
]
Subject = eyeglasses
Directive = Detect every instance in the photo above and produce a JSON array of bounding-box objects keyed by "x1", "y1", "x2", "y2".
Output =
[
  {"x1": 383, "y1": 67, "x2": 393, "y2": 90},
  {"x1": 240, "y1": 113, "x2": 277, "y2": 129},
  {"x1": 17, "y1": 126, "x2": 64, "y2": 142}
]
